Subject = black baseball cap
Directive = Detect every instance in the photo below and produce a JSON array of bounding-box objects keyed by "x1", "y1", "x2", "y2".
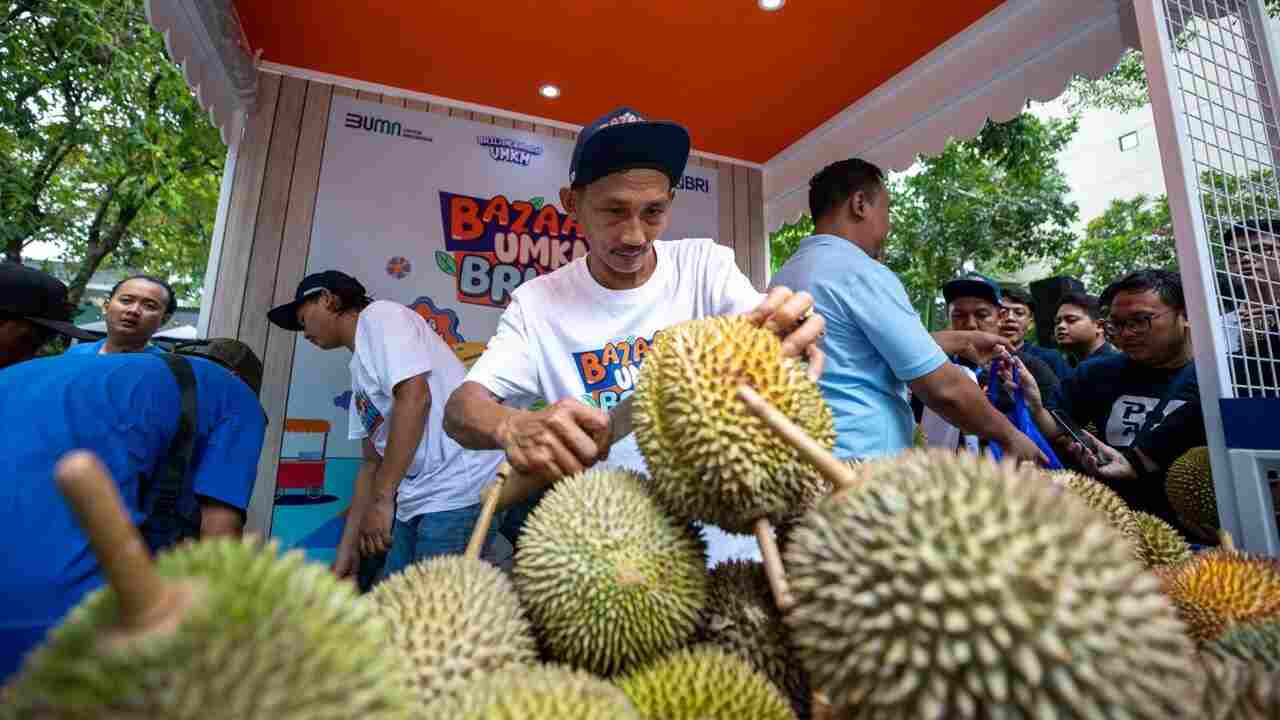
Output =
[
  {"x1": 569, "y1": 107, "x2": 691, "y2": 188},
  {"x1": 0, "y1": 263, "x2": 95, "y2": 340},
  {"x1": 267, "y1": 270, "x2": 366, "y2": 332},
  {"x1": 943, "y1": 272, "x2": 1003, "y2": 306},
  {"x1": 175, "y1": 338, "x2": 265, "y2": 397}
]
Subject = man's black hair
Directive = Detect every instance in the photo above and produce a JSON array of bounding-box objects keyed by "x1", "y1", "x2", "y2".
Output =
[
  {"x1": 1001, "y1": 285, "x2": 1035, "y2": 310},
  {"x1": 306, "y1": 281, "x2": 372, "y2": 315},
  {"x1": 1100, "y1": 269, "x2": 1185, "y2": 313},
  {"x1": 110, "y1": 274, "x2": 178, "y2": 316},
  {"x1": 1056, "y1": 291, "x2": 1102, "y2": 321},
  {"x1": 808, "y1": 158, "x2": 886, "y2": 222}
]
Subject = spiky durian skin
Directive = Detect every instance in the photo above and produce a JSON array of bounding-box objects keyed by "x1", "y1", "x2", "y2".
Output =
[
  {"x1": 1205, "y1": 620, "x2": 1280, "y2": 670},
  {"x1": 513, "y1": 467, "x2": 708, "y2": 676},
  {"x1": 1156, "y1": 550, "x2": 1280, "y2": 642},
  {"x1": 1048, "y1": 470, "x2": 1141, "y2": 543},
  {"x1": 785, "y1": 450, "x2": 1196, "y2": 719},
  {"x1": 4, "y1": 538, "x2": 412, "y2": 720},
  {"x1": 1194, "y1": 653, "x2": 1280, "y2": 720},
  {"x1": 698, "y1": 560, "x2": 810, "y2": 717},
  {"x1": 426, "y1": 664, "x2": 639, "y2": 719},
  {"x1": 368, "y1": 554, "x2": 536, "y2": 707},
  {"x1": 633, "y1": 316, "x2": 834, "y2": 534},
  {"x1": 617, "y1": 646, "x2": 797, "y2": 720},
  {"x1": 1134, "y1": 511, "x2": 1193, "y2": 568},
  {"x1": 1167, "y1": 447, "x2": 1219, "y2": 531}
]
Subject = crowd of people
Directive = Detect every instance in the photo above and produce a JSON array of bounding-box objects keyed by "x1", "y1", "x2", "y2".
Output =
[{"x1": 2, "y1": 105, "x2": 1276, "y2": 681}]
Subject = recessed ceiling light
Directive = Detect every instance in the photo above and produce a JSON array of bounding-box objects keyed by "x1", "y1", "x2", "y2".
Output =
[
  {"x1": 539, "y1": 84, "x2": 561, "y2": 99},
  {"x1": 758, "y1": 0, "x2": 784, "y2": 10}
]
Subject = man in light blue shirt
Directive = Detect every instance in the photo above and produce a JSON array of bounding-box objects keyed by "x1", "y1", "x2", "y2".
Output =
[{"x1": 770, "y1": 158, "x2": 1044, "y2": 463}]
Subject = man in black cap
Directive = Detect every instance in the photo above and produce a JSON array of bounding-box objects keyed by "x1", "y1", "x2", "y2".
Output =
[
  {"x1": 267, "y1": 270, "x2": 507, "y2": 583},
  {"x1": 0, "y1": 262, "x2": 96, "y2": 368},
  {"x1": 443, "y1": 106, "x2": 825, "y2": 564},
  {"x1": 0, "y1": 335, "x2": 266, "y2": 679}
]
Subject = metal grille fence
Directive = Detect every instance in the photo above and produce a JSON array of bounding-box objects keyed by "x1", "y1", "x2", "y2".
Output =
[{"x1": 1164, "y1": 0, "x2": 1280, "y2": 398}]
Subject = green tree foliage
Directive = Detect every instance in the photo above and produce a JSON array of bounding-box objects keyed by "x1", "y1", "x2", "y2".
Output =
[
  {"x1": 0, "y1": 0, "x2": 224, "y2": 305},
  {"x1": 1054, "y1": 194, "x2": 1175, "y2": 292},
  {"x1": 1065, "y1": 1, "x2": 1280, "y2": 113},
  {"x1": 1054, "y1": 169, "x2": 1279, "y2": 293},
  {"x1": 888, "y1": 114, "x2": 1080, "y2": 329}
]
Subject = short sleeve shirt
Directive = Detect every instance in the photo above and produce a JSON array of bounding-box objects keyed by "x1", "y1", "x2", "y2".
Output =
[
  {"x1": 349, "y1": 301, "x2": 502, "y2": 520},
  {"x1": 770, "y1": 234, "x2": 947, "y2": 459}
]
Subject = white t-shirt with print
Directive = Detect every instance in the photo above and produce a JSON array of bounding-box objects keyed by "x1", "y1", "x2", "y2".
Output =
[
  {"x1": 349, "y1": 301, "x2": 505, "y2": 521},
  {"x1": 466, "y1": 238, "x2": 768, "y2": 565}
]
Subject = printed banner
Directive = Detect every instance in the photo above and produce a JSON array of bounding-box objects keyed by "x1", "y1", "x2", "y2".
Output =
[{"x1": 271, "y1": 95, "x2": 719, "y2": 561}]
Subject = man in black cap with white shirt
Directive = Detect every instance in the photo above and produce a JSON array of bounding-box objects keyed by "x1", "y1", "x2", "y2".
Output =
[{"x1": 442, "y1": 106, "x2": 826, "y2": 564}]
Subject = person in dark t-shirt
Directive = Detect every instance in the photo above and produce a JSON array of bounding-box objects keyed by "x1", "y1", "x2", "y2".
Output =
[
  {"x1": 1054, "y1": 291, "x2": 1119, "y2": 368},
  {"x1": 1005, "y1": 269, "x2": 1205, "y2": 528},
  {"x1": 999, "y1": 285, "x2": 1073, "y2": 381}
]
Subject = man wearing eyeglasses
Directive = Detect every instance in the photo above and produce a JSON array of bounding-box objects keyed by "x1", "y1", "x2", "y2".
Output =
[{"x1": 1004, "y1": 269, "x2": 1204, "y2": 529}]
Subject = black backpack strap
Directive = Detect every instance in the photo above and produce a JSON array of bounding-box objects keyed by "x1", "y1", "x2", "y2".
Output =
[{"x1": 140, "y1": 354, "x2": 201, "y2": 551}]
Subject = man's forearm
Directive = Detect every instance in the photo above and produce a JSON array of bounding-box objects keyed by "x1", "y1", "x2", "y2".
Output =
[
  {"x1": 342, "y1": 459, "x2": 378, "y2": 543},
  {"x1": 374, "y1": 388, "x2": 429, "y2": 498},
  {"x1": 930, "y1": 331, "x2": 970, "y2": 356},
  {"x1": 444, "y1": 381, "x2": 520, "y2": 450},
  {"x1": 930, "y1": 381, "x2": 1022, "y2": 444}
]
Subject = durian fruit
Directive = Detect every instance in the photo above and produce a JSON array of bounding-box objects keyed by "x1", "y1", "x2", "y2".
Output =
[
  {"x1": 513, "y1": 466, "x2": 707, "y2": 676},
  {"x1": 697, "y1": 560, "x2": 809, "y2": 717},
  {"x1": 1167, "y1": 446, "x2": 1220, "y2": 535},
  {"x1": 368, "y1": 554, "x2": 536, "y2": 707},
  {"x1": 785, "y1": 449, "x2": 1196, "y2": 718},
  {"x1": 1156, "y1": 549, "x2": 1280, "y2": 642},
  {"x1": 1134, "y1": 511, "x2": 1193, "y2": 568},
  {"x1": 1193, "y1": 653, "x2": 1280, "y2": 720},
  {"x1": 1205, "y1": 620, "x2": 1280, "y2": 670},
  {"x1": 426, "y1": 664, "x2": 640, "y2": 719},
  {"x1": 617, "y1": 646, "x2": 797, "y2": 720},
  {"x1": 634, "y1": 316, "x2": 835, "y2": 534},
  {"x1": 1049, "y1": 469, "x2": 1141, "y2": 543},
  {"x1": 6, "y1": 537, "x2": 413, "y2": 719}
]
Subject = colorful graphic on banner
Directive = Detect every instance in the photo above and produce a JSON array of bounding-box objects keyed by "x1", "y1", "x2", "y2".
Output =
[
  {"x1": 572, "y1": 332, "x2": 658, "y2": 410},
  {"x1": 436, "y1": 191, "x2": 589, "y2": 308}
]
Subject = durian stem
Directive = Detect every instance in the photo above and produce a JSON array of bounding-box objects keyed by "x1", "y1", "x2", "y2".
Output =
[
  {"x1": 1219, "y1": 529, "x2": 1236, "y2": 551},
  {"x1": 466, "y1": 463, "x2": 508, "y2": 560},
  {"x1": 736, "y1": 385, "x2": 858, "y2": 491},
  {"x1": 54, "y1": 451, "x2": 176, "y2": 632},
  {"x1": 754, "y1": 517, "x2": 795, "y2": 611}
]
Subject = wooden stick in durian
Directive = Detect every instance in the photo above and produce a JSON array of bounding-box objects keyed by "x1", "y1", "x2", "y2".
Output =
[
  {"x1": 736, "y1": 385, "x2": 859, "y2": 492},
  {"x1": 54, "y1": 451, "x2": 198, "y2": 645},
  {"x1": 464, "y1": 462, "x2": 510, "y2": 560}
]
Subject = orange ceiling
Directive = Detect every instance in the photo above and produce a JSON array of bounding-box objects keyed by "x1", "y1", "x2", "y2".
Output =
[{"x1": 234, "y1": 1, "x2": 1005, "y2": 164}]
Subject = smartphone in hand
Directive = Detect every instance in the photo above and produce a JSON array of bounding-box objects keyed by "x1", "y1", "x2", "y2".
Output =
[{"x1": 1049, "y1": 408, "x2": 1110, "y2": 467}]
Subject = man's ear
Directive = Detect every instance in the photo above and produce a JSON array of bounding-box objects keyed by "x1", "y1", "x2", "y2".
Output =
[
  {"x1": 559, "y1": 187, "x2": 578, "y2": 217},
  {"x1": 848, "y1": 190, "x2": 868, "y2": 222}
]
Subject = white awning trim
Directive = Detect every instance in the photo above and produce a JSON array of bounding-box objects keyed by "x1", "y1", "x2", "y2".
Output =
[
  {"x1": 763, "y1": 0, "x2": 1140, "y2": 232},
  {"x1": 144, "y1": 0, "x2": 258, "y2": 147}
]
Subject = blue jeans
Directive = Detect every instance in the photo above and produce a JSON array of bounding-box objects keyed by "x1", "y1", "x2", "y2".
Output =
[{"x1": 376, "y1": 503, "x2": 501, "y2": 583}]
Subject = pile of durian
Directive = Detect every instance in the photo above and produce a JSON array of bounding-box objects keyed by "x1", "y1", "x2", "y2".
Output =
[{"x1": 6, "y1": 318, "x2": 1280, "y2": 719}]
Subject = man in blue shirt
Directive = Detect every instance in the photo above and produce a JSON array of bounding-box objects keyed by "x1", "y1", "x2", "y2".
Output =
[
  {"x1": 770, "y1": 158, "x2": 1044, "y2": 463},
  {"x1": 0, "y1": 263, "x2": 96, "y2": 369},
  {"x1": 66, "y1": 274, "x2": 175, "y2": 355},
  {"x1": 0, "y1": 344, "x2": 266, "y2": 680}
]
